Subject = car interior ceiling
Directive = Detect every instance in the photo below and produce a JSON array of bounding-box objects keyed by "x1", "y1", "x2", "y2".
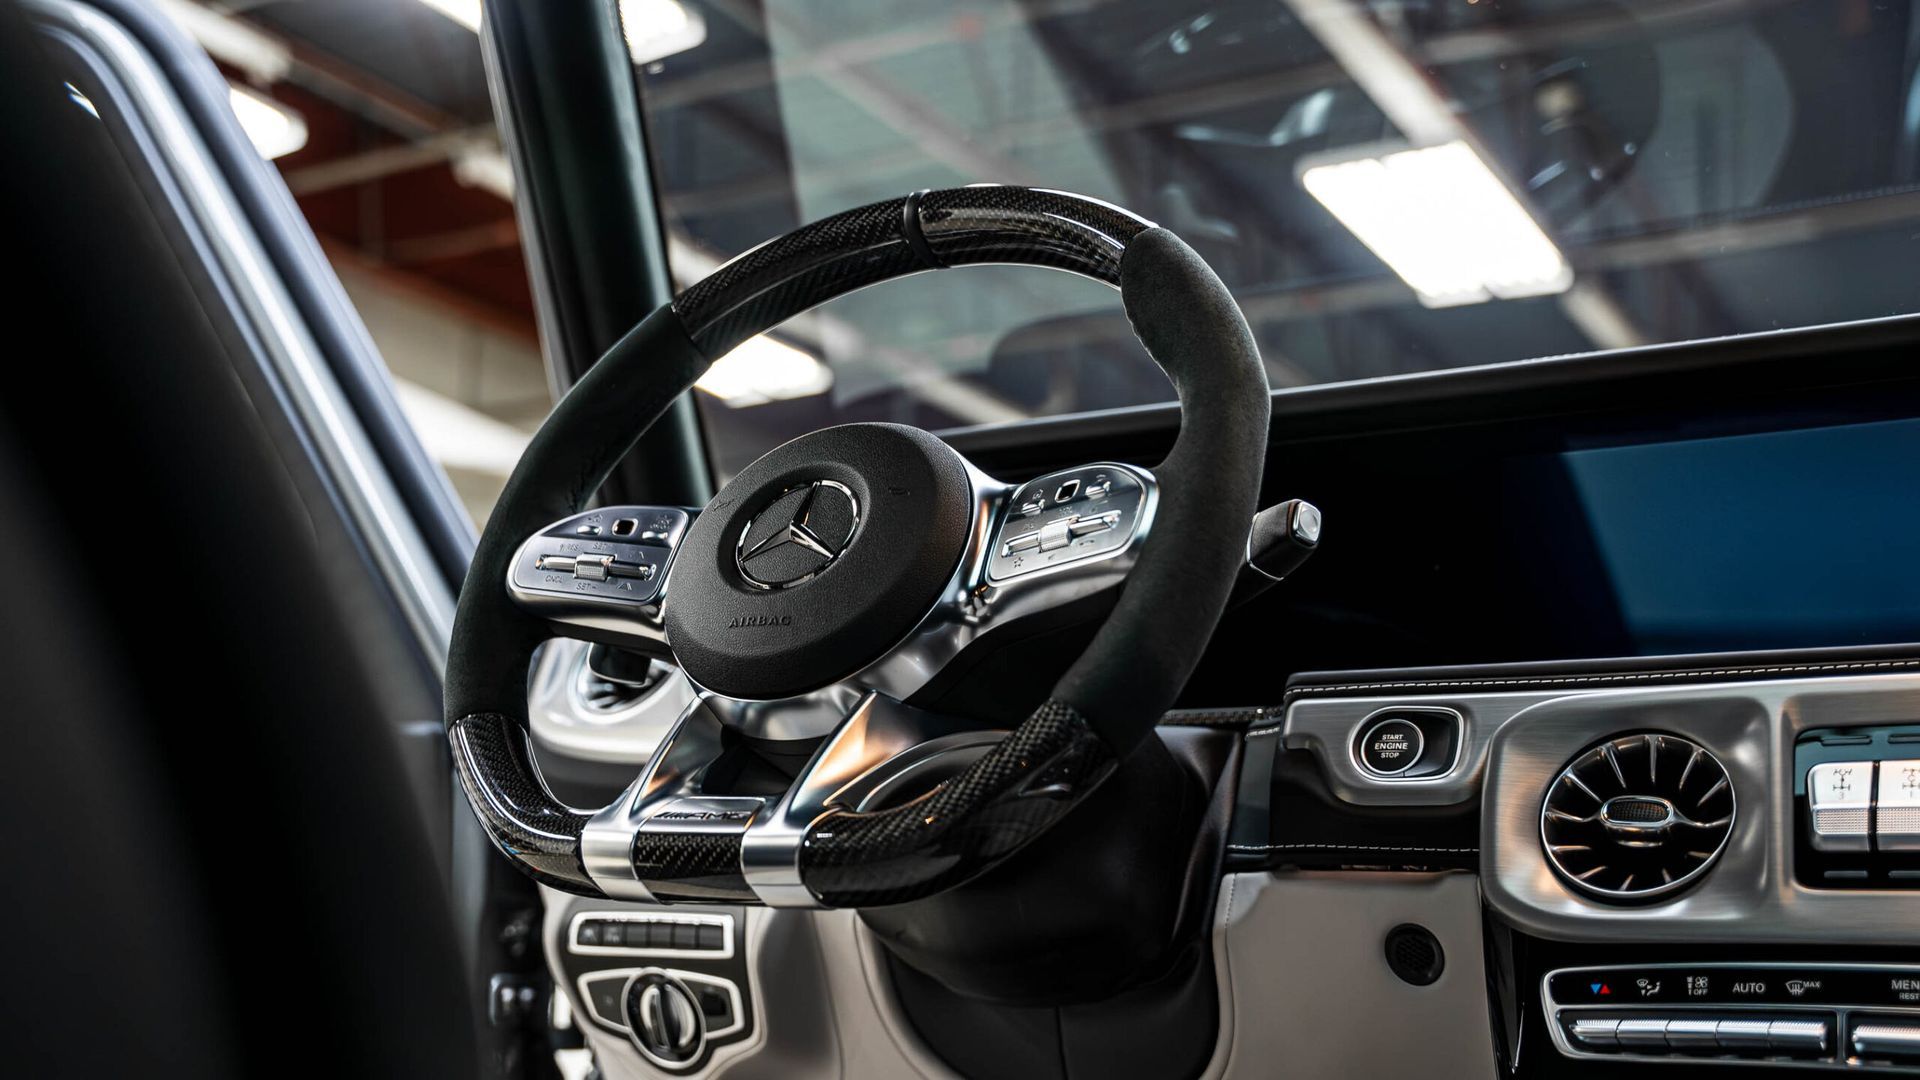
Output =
[{"x1": 12, "y1": 2, "x2": 1920, "y2": 1080}]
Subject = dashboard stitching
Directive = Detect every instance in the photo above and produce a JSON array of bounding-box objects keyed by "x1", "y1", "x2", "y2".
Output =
[
  {"x1": 1261, "y1": 656, "x2": 1920, "y2": 718},
  {"x1": 1161, "y1": 709, "x2": 1270, "y2": 729},
  {"x1": 1228, "y1": 843, "x2": 1479, "y2": 853}
]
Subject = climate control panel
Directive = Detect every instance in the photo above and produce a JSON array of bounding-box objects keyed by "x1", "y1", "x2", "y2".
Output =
[{"x1": 1547, "y1": 964, "x2": 1920, "y2": 1070}]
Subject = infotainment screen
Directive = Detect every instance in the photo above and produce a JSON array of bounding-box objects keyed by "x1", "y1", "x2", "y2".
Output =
[
  {"x1": 1197, "y1": 409, "x2": 1920, "y2": 700},
  {"x1": 1559, "y1": 416, "x2": 1920, "y2": 655}
]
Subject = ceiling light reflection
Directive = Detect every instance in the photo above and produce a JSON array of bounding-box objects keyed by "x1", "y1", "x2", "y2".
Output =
[{"x1": 1300, "y1": 140, "x2": 1571, "y2": 308}]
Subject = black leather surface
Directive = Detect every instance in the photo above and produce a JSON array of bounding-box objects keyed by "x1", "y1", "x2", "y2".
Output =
[{"x1": 0, "y1": 8, "x2": 477, "y2": 1072}]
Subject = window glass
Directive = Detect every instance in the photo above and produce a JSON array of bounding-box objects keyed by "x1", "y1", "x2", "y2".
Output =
[
  {"x1": 167, "y1": 0, "x2": 550, "y2": 525},
  {"x1": 635, "y1": 0, "x2": 1920, "y2": 477}
]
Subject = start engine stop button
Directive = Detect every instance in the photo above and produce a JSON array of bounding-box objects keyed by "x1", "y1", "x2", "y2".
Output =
[{"x1": 1359, "y1": 717, "x2": 1425, "y2": 776}]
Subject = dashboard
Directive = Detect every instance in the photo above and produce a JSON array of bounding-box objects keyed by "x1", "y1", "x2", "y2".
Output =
[{"x1": 524, "y1": 326, "x2": 1920, "y2": 1078}]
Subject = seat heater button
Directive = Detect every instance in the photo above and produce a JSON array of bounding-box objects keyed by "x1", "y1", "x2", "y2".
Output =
[
  {"x1": 576, "y1": 921, "x2": 601, "y2": 947},
  {"x1": 1666, "y1": 1018, "x2": 1720, "y2": 1048},
  {"x1": 1714, "y1": 1018, "x2": 1774, "y2": 1049},
  {"x1": 1616, "y1": 1018, "x2": 1671, "y2": 1046},
  {"x1": 1809, "y1": 761, "x2": 1873, "y2": 852},
  {"x1": 1876, "y1": 760, "x2": 1920, "y2": 851},
  {"x1": 1768, "y1": 1018, "x2": 1830, "y2": 1053},
  {"x1": 1569, "y1": 1017, "x2": 1620, "y2": 1047}
]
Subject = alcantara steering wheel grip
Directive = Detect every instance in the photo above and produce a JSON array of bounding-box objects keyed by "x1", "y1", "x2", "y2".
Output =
[{"x1": 444, "y1": 187, "x2": 1270, "y2": 907}]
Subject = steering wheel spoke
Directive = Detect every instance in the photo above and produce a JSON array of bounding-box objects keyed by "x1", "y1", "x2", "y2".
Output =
[
  {"x1": 854, "y1": 460, "x2": 1158, "y2": 701},
  {"x1": 506, "y1": 505, "x2": 694, "y2": 658},
  {"x1": 742, "y1": 693, "x2": 1008, "y2": 907}
]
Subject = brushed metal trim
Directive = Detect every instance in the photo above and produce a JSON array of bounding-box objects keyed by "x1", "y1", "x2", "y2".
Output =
[
  {"x1": 1485, "y1": 672, "x2": 1920, "y2": 944},
  {"x1": 1267, "y1": 691, "x2": 1564, "y2": 806},
  {"x1": 1267, "y1": 670, "x2": 1920, "y2": 941},
  {"x1": 1538, "y1": 734, "x2": 1736, "y2": 902}
]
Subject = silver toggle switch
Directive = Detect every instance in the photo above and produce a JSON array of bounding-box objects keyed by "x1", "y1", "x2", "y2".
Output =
[
  {"x1": 1068, "y1": 512, "x2": 1120, "y2": 537},
  {"x1": 1809, "y1": 760, "x2": 1874, "y2": 852},
  {"x1": 1037, "y1": 517, "x2": 1074, "y2": 553},
  {"x1": 1879, "y1": 759, "x2": 1920, "y2": 851}
]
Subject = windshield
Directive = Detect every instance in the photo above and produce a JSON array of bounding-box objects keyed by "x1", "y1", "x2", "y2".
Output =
[{"x1": 635, "y1": 0, "x2": 1920, "y2": 477}]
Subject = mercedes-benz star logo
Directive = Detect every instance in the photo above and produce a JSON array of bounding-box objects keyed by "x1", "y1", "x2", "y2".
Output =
[{"x1": 734, "y1": 480, "x2": 860, "y2": 590}]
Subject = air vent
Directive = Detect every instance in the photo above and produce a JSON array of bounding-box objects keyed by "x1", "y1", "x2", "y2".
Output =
[{"x1": 1540, "y1": 733, "x2": 1735, "y2": 902}]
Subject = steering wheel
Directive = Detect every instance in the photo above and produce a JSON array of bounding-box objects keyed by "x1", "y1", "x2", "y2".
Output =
[{"x1": 445, "y1": 187, "x2": 1270, "y2": 909}]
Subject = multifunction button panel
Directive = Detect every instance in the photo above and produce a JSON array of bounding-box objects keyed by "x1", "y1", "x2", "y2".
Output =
[
  {"x1": 986, "y1": 464, "x2": 1150, "y2": 583},
  {"x1": 1797, "y1": 726, "x2": 1920, "y2": 888},
  {"x1": 510, "y1": 506, "x2": 690, "y2": 607},
  {"x1": 1548, "y1": 964, "x2": 1920, "y2": 1069},
  {"x1": 570, "y1": 911, "x2": 733, "y2": 958}
]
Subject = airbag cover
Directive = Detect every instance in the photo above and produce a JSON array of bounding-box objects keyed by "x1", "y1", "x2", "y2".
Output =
[{"x1": 664, "y1": 423, "x2": 972, "y2": 700}]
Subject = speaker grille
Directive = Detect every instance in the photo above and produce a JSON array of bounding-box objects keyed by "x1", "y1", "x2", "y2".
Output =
[
  {"x1": 1540, "y1": 733, "x2": 1735, "y2": 902},
  {"x1": 1383, "y1": 924, "x2": 1445, "y2": 986}
]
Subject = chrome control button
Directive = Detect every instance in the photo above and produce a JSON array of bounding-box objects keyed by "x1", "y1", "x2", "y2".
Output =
[
  {"x1": 1002, "y1": 531, "x2": 1041, "y2": 555},
  {"x1": 1569, "y1": 1017, "x2": 1620, "y2": 1047},
  {"x1": 625, "y1": 973, "x2": 704, "y2": 1068},
  {"x1": 1714, "y1": 1018, "x2": 1773, "y2": 1049},
  {"x1": 1853, "y1": 1021, "x2": 1920, "y2": 1060},
  {"x1": 1664, "y1": 1017, "x2": 1720, "y2": 1048},
  {"x1": 1037, "y1": 517, "x2": 1074, "y2": 553},
  {"x1": 1809, "y1": 760, "x2": 1873, "y2": 852},
  {"x1": 1358, "y1": 718, "x2": 1424, "y2": 776},
  {"x1": 1615, "y1": 1018, "x2": 1671, "y2": 1047},
  {"x1": 1877, "y1": 760, "x2": 1920, "y2": 851},
  {"x1": 1767, "y1": 1018, "x2": 1830, "y2": 1054},
  {"x1": 1068, "y1": 511, "x2": 1120, "y2": 537}
]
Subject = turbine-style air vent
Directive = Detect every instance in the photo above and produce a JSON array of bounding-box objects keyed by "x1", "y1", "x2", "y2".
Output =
[{"x1": 1540, "y1": 733, "x2": 1735, "y2": 903}]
